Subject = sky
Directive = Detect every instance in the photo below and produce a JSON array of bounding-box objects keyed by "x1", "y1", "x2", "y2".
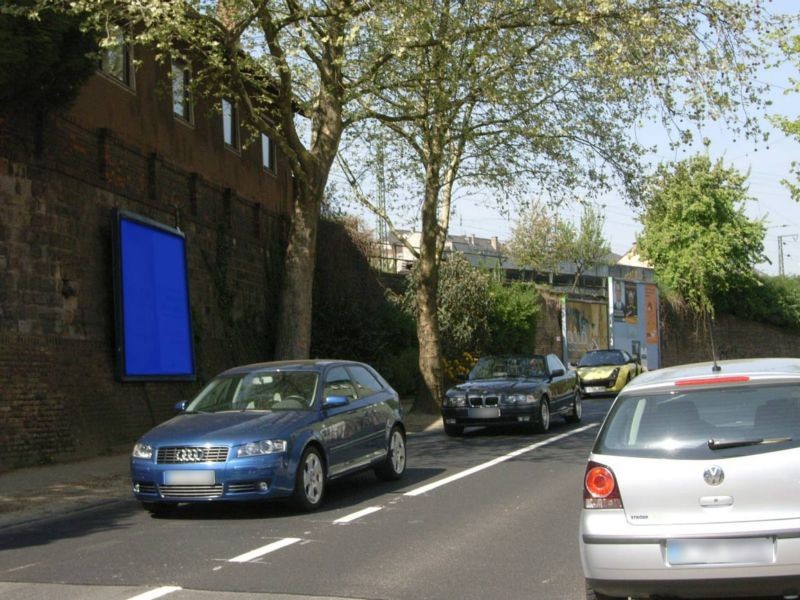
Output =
[{"x1": 442, "y1": 2, "x2": 800, "y2": 277}]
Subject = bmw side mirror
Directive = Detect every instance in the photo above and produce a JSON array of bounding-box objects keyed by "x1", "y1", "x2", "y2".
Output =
[
  {"x1": 323, "y1": 395, "x2": 349, "y2": 409},
  {"x1": 550, "y1": 368, "x2": 565, "y2": 378},
  {"x1": 174, "y1": 400, "x2": 189, "y2": 413}
]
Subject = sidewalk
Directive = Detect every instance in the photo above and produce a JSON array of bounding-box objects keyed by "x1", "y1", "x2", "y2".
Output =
[{"x1": 0, "y1": 404, "x2": 441, "y2": 529}]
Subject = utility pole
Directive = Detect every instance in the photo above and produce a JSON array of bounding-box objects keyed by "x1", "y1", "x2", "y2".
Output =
[{"x1": 778, "y1": 234, "x2": 798, "y2": 276}]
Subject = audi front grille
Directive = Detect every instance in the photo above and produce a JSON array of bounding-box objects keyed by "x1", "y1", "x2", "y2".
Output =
[{"x1": 157, "y1": 446, "x2": 229, "y2": 464}]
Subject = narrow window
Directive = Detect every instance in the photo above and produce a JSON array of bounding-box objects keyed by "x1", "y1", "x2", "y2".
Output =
[
  {"x1": 222, "y1": 99, "x2": 239, "y2": 150},
  {"x1": 261, "y1": 133, "x2": 276, "y2": 173},
  {"x1": 172, "y1": 61, "x2": 192, "y2": 122},
  {"x1": 100, "y1": 26, "x2": 134, "y2": 88}
]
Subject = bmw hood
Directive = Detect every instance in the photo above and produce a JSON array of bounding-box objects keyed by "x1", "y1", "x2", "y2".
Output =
[
  {"x1": 449, "y1": 379, "x2": 543, "y2": 395},
  {"x1": 139, "y1": 411, "x2": 314, "y2": 447}
]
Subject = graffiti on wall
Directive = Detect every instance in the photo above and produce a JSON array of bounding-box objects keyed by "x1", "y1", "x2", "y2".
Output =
[{"x1": 565, "y1": 300, "x2": 609, "y2": 364}]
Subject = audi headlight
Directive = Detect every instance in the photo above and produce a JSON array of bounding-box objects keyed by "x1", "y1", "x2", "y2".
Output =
[
  {"x1": 505, "y1": 394, "x2": 536, "y2": 404},
  {"x1": 236, "y1": 439, "x2": 287, "y2": 458},
  {"x1": 444, "y1": 394, "x2": 466, "y2": 408},
  {"x1": 132, "y1": 442, "x2": 153, "y2": 459}
]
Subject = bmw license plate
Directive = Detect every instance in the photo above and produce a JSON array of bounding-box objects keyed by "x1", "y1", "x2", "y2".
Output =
[
  {"x1": 468, "y1": 407, "x2": 500, "y2": 419},
  {"x1": 164, "y1": 470, "x2": 215, "y2": 485},
  {"x1": 666, "y1": 537, "x2": 773, "y2": 566}
]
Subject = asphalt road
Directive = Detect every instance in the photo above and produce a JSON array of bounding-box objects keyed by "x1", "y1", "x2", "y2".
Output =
[{"x1": 0, "y1": 399, "x2": 611, "y2": 600}]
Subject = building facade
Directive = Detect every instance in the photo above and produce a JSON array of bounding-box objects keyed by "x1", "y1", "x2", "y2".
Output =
[{"x1": 0, "y1": 40, "x2": 294, "y2": 470}]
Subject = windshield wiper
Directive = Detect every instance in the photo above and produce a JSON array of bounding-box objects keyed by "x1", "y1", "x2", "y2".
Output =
[{"x1": 708, "y1": 437, "x2": 792, "y2": 450}]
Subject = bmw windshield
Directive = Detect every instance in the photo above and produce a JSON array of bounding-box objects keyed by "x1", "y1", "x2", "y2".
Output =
[
  {"x1": 595, "y1": 383, "x2": 800, "y2": 459},
  {"x1": 186, "y1": 369, "x2": 319, "y2": 412},
  {"x1": 468, "y1": 356, "x2": 546, "y2": 380}
]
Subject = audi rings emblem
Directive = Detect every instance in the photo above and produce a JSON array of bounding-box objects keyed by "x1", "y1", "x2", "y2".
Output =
[
  {"x1": 176, "y1": 447, "x2": 204, "y2": 462},
  {"x1": 703, "y1": 465, "x2": 725, "y2": 486}
]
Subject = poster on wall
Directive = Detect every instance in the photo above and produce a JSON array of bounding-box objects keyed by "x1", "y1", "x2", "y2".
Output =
[
  {"x1": 112, "y1": 209, "x2": 196, "y2": 381},
  {"x1": 613, "y1": 279, "x2": 625, "y2": 321},
  {"x1": 624, "y1": 282, "x2": 638, "y2": 324},
  {"x1": 645, "y1": 284, "x2": 659, "y2": 344}
]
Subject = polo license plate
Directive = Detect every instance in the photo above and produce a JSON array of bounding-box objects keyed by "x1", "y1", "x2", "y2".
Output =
[{"x1": 666, "y1": 537, "x2": 773, "y2": 566}]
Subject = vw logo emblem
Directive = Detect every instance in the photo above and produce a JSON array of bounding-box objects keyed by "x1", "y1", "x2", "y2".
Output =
[
  {"x1": 703, "y1": 465, "x2": 725, "y2": 486},
  {"x1": 176, "y1": 447, "x2": 203, "y2": 462}
]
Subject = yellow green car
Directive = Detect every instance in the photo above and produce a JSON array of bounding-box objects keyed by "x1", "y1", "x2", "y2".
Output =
[{"x1": 574, "y1": 349, "x2": 644, "y2": 397}]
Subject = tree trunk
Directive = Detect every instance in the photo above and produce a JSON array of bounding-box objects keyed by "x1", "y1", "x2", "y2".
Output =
[
  {"x1": 274, "y1": 179, "x2": 323, "y2": 359},
  {"x1": 415, "y1": 254, "x2": 445, "y2": 413},
  {"x1": 414, "y1": 172, "x2": 445, "y2": 413}
]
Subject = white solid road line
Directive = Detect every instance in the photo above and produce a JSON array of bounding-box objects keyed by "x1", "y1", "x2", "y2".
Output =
[
  {"x1": 333, "y1": 506, "x2": 383, "y2": 524},
  {"x1": 404, "y1": 423, "x2": 599, "y2": 497},
  {"x1": 229, "y1": 537, "x2": 302, "y2": 563},
  {"x1": 127, "y1": 586, "x2": 182, "y2": 600}
]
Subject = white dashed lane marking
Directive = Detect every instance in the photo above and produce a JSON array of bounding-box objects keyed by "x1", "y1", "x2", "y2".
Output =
[
  {"x1": 333, "y1": 506, "x2": 383, "y2": 524},
  {"x1": 126, "y1": 586, "x2": 182, "y2": 600},
  {"x1": 229, "y1": 537, "x2": 302, "y2": 563},
  {"x1": 404, "y1": 424, "x2": 599, "y2": 497}
]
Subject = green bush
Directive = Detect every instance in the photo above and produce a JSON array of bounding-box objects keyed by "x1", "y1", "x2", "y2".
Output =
[
  {"x1": 715, "y1": 275, "x2": 800, "y2": 330},
  {"x1": 485, "y1": 279, "x2": 539, "y2": 354},
  {"x1": 376, "y1": 346, "x2": 419, "y2": 397}
]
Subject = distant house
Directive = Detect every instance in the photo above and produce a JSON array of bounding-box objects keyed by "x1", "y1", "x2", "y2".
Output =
[
  {"x1": 616, "y1": 244, "x2": 653, "y2": 269},
  {"x1": 380, "y1": 230, "x2": 512, "y2": 273}
]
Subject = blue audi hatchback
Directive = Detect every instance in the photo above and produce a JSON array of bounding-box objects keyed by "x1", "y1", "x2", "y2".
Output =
[{"x1": 130, "y1": 360, "x2": 406, "y2": 513}]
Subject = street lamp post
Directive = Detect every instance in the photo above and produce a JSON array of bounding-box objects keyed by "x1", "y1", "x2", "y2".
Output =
[{"x1": 778, "y1": 234, "x2": 799, "y2": 276}]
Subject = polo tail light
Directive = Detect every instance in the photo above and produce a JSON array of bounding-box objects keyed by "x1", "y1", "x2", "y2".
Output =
[{"x1": 584, "y1": 461, "x2": 623, "y2": 509}]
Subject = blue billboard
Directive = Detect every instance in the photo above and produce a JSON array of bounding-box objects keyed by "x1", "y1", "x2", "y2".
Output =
[{"x1": 112, "y1": 210, "x2": 195, "y2": 381}]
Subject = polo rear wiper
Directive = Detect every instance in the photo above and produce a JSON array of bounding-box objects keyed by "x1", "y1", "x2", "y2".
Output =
[{"x1": 708, "y1": 437, "x2": 792, "y2": 450}]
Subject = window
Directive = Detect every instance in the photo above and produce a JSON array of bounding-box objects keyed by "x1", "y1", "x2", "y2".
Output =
[
  {"x1": 261, "y1": 133, "x2": 276, "y2": 172},
  {"x1": 596, "y1": 384, "x2": 800, "y2": 460},
  {"x1": 172, "y1": 61, "x2": 192, "y2": 122},
  {"x1": 100, "y1": 26, "x2": 134, "y2": 88},
  {"x1": 349, "y1": 366, "x2": 384, "y2": 398},
  {"x1": 222, "y1": 99, "x2": 239, "y2": 150},
  {"x1": 324, "y1": 367, "x2": 357, "y2": 401},
  {"x1": 546, "y1": 354, "x2": 566, "y2": 374}
]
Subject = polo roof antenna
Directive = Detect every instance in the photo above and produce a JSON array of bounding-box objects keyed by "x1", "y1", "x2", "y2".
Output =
[{"x1": 706, "y1": 310, "x2": 722, "y2": 372}]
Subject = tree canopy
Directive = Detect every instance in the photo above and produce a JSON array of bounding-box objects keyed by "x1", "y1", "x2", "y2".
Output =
[
  {"x1": 0, "y1": 3, "x2": 96, "y2": 111},
  {"x1": 337, "y1": 0, "x2": 776, "y2": 410},
  {"x1": 773, "y1": 32, "x2": 800, "y2": 201},
  {"x1": 636, "y1": 154, "x2": 767, "y2": 317},
  {"x1": 508, "y1": 202, "x2": 611, "y2": 284}
]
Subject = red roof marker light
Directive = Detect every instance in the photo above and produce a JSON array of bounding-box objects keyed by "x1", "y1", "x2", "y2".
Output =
[{"x1": 675, "y1": 375, "x2": 750, "y2": 387}]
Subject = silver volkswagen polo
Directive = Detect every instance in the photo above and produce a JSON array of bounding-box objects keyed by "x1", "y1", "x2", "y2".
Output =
[{"x1": 580, "y1": 358, "x2": 800, "y2": 599}]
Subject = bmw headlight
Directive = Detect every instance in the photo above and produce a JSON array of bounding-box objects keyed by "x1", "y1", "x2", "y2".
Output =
[
  {"x1": 444, "y1": 394, "x2": 466, "y2": 408},
  {"x1": 132, "y1": 442, "x2": 153, "y2": 459},
  {"x1": 505, "y1": 394, "x2": 536, "y2": 404},
  {"x1": 236, "y1": 439, "x2": 287, "y2": 458}
]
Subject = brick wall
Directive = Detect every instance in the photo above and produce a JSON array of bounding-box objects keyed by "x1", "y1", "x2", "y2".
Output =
[
  {"x1": 660, "y1": 304, "x2": 800, "y2": 367},
  {"x1": 0, "y1": 110, "x2": 289, "y2": 470}
]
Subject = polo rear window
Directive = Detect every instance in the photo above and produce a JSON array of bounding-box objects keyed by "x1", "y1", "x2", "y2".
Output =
[{"x1": 595, "y1": 383, "x2": 800, "y2": 459}]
